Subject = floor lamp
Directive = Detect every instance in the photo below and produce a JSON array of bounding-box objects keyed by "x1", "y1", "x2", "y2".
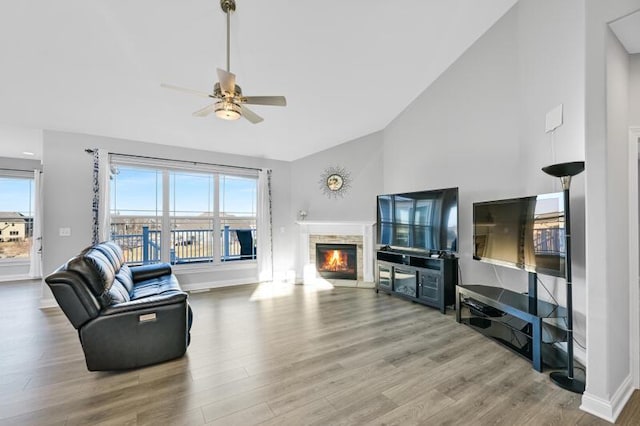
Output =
[{"x1": 542, "y1": 160, "x2": 585, "y2": 394}]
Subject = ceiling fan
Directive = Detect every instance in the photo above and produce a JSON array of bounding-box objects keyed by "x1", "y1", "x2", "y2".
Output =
[{"x1": 161, "y1": 0, "x2": 286, "y2": 124}]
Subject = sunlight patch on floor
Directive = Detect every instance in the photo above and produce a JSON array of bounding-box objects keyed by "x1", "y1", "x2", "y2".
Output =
[
  {"x1": 302, "y1": 264, "x2": 336, "y2": 291},
  {"x1": 302, "y1": 278, "x2": 335, "y2": 292},
  {"x1": 249, "y1": 280, "x2": 335, "y2": 301},
  {"x1": 249, "y1": 282, "x2": 295, "y2": 301}
]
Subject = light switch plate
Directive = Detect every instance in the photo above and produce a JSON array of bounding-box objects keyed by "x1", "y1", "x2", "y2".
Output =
[
  {"x1": 545, "y1": 104, "x2": 563, "y2": 133},
  {"x1": 59, "y1": 227, "x2": 71, "y2": 237}
]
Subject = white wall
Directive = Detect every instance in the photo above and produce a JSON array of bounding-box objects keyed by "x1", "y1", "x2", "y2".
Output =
[
  {"x1": 41, "y1": 131, "x2": 294, "y2": 296},
  {"x1": 633, "y1": 51, "x2": 640, "y2": 401},
  {"x1": 606, "y1": 26, "x2": 631, "y2": 392},
  {"x1": 515, "y1": 1, "x2": 587, "y2": 339},
  {"x1": 289, "y1": 131, "x2": 383, "y2": 281},
  {"x1": 582, "y1": 0, "x2": 640, "y2": 421},
  {"x1": 384, "y1": 2, "x2": 526, "y2": 293},
  {"x1": 631, "y1": 54, "x2": 640, "y2": 126},
  {"x1": 290, "y1": 131, "x2": 383, "y2": 222}
]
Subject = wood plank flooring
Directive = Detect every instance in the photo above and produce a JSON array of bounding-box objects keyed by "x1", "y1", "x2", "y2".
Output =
[{"x1": 0, "y1": 279, "x2": 636, "y2": 425}]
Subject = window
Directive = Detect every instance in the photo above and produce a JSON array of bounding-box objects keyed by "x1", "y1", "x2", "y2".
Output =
[
  {"x1": 110, "y1": 167, "x2": 162, "y2": 264},
  {"x1": 219, "y1": 174, "x2": 257, "y2": 260},
  {"x1": 170, "y1": 171, "x2": 214, "y2": 264},
  {"x1": 110, "y1": 158, "x2": 258, "y2": 266},
  {"x1": 0, "y1": 173, "x2": 34, "y2": 260}
]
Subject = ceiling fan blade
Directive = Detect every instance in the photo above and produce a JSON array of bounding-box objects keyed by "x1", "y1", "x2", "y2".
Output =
[
  {"x1": 239, "y1": 105, "x2": 264, "y2": 124},
  {"x1": 161, "y1": 83, "x2": 211, "y2": 98},
  {"x1": 192, "y1": 104, "x2": 216, "y2": 117},
  {"x1": 217, "y1": 68, "x2": 236, "y2": 94},
  {"x1": 242, "y1": 96, "x2": 287, "y2": 107}
]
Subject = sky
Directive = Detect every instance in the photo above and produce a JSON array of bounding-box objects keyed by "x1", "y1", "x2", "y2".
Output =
[
  {"x1": 0, "y1": 168, "x2": 257, "y2": 219},
  {"x1": 0, "y1": 177, "x2": 33, "y2": 216},
  {"x1": 111, "y1": 167, "x2": 257, "y2": 216}
]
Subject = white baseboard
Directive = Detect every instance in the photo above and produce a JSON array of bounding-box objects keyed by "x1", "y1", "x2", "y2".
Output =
[
  {"x1": 581, "y1": 374, "x2": 635, "y2": 423},
  {"x1": 39, "y1": 297, "x2": 59, "y2": 309},
  {"x1": 0, "y1": 274, "x2": 32, "y2": 283}
]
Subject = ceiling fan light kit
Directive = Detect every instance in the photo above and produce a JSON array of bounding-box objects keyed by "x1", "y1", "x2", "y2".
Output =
[
  {"x1": 215, "y1": 101, "x2": 241, "y2": 120},
  {"x1": 161, "y1": 0, "x2": 286, "y2": 124}
]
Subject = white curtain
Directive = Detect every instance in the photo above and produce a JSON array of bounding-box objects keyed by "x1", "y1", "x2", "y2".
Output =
[
  {"x1": 91, "y1": 148, "x2": 111, "y2": 244},
  {"x1": 28, "y1": 170, "x2": 42, "y2": 278},
  {"x1": 97, "y1": 149, "x2": 111, "y2": 242},
  {"x1": 257, "y1": 169, "x2": 273, "y2": 282}
]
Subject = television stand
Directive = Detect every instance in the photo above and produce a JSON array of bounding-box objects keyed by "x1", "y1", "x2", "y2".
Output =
[
  {"x1": 376, "y1": 249, "x2": 457, "y2": 313},
  {"x1": 456, "y1": 279, "x2": 567, "y2": 372}
]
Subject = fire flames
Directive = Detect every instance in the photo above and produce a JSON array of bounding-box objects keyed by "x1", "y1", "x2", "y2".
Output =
[{"x1": 321, "y1": 249, "x2": 350, "y2": 272}]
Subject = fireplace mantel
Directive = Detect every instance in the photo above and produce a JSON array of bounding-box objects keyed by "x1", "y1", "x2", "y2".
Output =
[{"x1": 296, "y1": 220, "x2": 375, "y2": 284}]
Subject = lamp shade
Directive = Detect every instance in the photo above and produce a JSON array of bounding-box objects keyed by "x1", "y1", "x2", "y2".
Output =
[{"x1": 542, "y1": 161, "x2": 585, "y2": 178}]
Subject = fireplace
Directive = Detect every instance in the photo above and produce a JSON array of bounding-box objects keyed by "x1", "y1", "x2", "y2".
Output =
[
  {"x1": 297, "y1": 221, "x2": 375, "y2": 286},
  {"x1": 315, "y1": 243, "x2": 357, "y2": 280}
]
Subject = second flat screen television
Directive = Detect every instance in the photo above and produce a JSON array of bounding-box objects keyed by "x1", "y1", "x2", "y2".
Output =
[
  {"x1": 473, "y1": 192, "x2": 565, "y2": 278},
  {"x1": 377, "y1": 187, "x2": 458, "y2": 253}
]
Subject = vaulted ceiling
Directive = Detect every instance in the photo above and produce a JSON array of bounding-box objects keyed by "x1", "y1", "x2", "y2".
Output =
[
  {"x1": 0, "y1": 0, "x2": 517, "y2": 161},
  {"x1": 610, "y1": 9, "x2": 640, "y2": 54}
]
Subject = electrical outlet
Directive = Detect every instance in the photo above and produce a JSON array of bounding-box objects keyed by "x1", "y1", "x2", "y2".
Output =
[{"x1": 59, "y1": 227, "x2": 71, "y2": 237}]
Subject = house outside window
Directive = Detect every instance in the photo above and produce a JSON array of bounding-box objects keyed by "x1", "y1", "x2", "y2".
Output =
[
  {"x1": 0, "y1": 173, "x2": 34, "y2": 261},
  {"x1": 110, "y1": 157, "x2": 257, "y2": 267}
]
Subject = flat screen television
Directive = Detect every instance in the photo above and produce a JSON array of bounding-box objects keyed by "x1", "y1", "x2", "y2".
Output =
[
  {"x1": 377, "y1": 187, "x2": 458, "y2": 254},
  {"x1": 473, "y1": 192, "x2": 565, "y2": 278}
]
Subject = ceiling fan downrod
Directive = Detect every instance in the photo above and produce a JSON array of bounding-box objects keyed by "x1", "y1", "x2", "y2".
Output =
[{"x1": 220, "y1": 0, "x2": 236, "y2": 73}]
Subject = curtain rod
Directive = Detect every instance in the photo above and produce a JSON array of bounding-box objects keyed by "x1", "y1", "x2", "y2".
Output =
[{"x1": 84, "y1": 149, "x2": 263, "y2": 172}]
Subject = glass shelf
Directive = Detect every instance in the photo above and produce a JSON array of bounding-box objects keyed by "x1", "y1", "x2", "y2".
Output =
[
  {"x1": 456, "y1": 284, "x2": 568, "y2": 372},
  {"x1": 458, "y1": 284, "x2": 566, "y2": 321}
]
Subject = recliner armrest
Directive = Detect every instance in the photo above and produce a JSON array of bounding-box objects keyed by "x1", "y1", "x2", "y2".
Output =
[
  {"x1": 102, "y1": 291, "x2": 187, "y2": 316},
  {"x1": 130, "y1": 263, "x2": 172, "y2": 283}
]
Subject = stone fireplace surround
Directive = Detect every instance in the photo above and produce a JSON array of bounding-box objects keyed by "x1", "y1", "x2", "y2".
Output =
[{"x1": 296, "y1": 220, "x2": 375, "y2": 287}]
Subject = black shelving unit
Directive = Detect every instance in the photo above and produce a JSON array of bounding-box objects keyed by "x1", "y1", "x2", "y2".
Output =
[
  {"x1": 376, "y1": 249, "x2": 457, "y2": 313},
  {"x1": 456, "y1": 283, "x2": 567, "y2": 372}
]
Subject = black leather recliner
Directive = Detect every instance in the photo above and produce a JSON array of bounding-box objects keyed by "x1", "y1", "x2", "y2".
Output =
[{"x1": 45, "y1": 241, "x2": 192, "y2": 371}]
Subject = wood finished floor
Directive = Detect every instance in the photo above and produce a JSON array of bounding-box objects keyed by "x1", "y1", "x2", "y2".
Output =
[{"x1": 0, "y1": 280, "x2": 636, "y2": 425}]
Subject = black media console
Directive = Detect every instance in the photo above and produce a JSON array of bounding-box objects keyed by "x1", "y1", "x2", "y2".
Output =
[
  {"x1": 456, "y1": 278, "x2": 567, "y2": 372},
  {"x1": 375, "y1": 249, "x2": 457, "y2": 313}
]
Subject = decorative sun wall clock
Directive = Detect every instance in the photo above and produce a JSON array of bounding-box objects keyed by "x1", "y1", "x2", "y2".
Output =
[{"x1": 319, "y1": 165, "x2": 351, "y2": 198}]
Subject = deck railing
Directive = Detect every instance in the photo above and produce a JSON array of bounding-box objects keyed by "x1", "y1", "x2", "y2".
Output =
[
  {"x1": 111, "y1": 226, "x2": 256, "y2": 265},
  {"x1": 533, "y1": 228, "x2": 565, "y2": 256}
]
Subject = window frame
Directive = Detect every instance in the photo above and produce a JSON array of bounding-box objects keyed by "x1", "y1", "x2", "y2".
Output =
[
  {"x1": 0, "y1": 170, "x2": 34, "y2": 265},
  {"x1": 109, "y1": 155, "x2": 258, "y2": 269}
]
